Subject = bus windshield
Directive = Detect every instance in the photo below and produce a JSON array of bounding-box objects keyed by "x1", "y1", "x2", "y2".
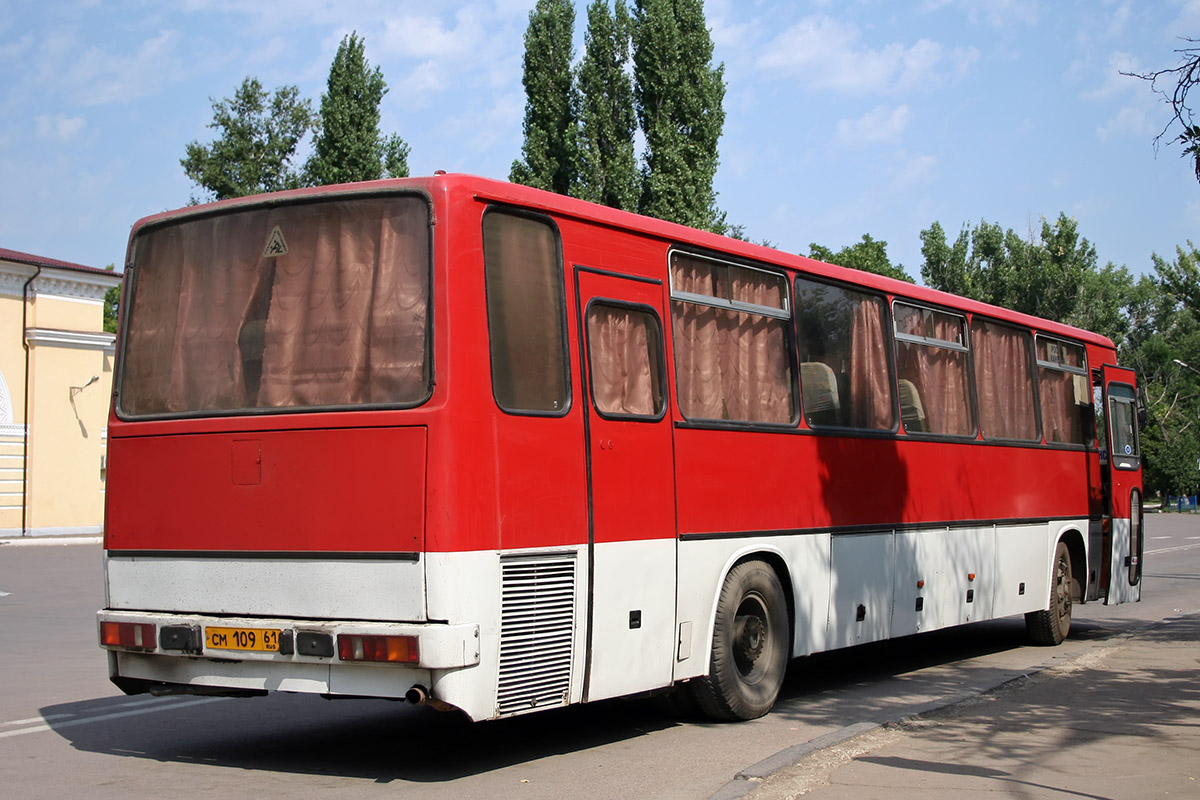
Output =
[{"x1": 118, "y1": 195, "x2": 432, "y2": 418}]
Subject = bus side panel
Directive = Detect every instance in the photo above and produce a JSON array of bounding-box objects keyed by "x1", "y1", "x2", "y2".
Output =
[{"x1": 672, "y1": 430, "x2": 1091, "y2": 535}]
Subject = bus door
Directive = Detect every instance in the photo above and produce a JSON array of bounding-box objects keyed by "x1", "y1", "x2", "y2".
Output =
[
  {"x1": 574, "y1": 267, "x2": 678, "y2": 702},
  {"x1": 1102, "y1": 365, "x2": 1143, "y2": 604}
]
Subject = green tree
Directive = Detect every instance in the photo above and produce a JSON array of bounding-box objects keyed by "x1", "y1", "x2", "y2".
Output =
[
  {"x1": 1064, "y1": 261, "x2": 1135, "y2": 350},
  {"x1": 632, "y1": 0, "x2": 726, "y2": 231},
  {"x1": 919, "y1": 214, "x2": 1095, "y2": 321},
  {"x1": 576, "y1": 0, "x2": 639, "y2": 210},
  {"x1": 103, "y1": 264, "x2": 121, "y2": 334},
  {"x1": 1123, "y1": 269, "x2": 1200, "y2": 497},
  {"x1": 511, "y1": 0, "x2": 578, "y2": 195},
  {"x1": 306, "y1": 33, "x2": 409, "y2": 186},
  {"x1": 181, "y1": 77, "x2": 315, "y2": 202},
  {"x1": 1153, "y1": 240, "x2": 1200, "y2": 318},
  {"x1": 807, "y1": 234, "x2": 914, "y2": 283}
]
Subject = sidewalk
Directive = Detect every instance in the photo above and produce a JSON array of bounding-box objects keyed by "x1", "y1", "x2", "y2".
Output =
[{"x1": 741, "y1": 614, "x2": 1200, "y2": 800}]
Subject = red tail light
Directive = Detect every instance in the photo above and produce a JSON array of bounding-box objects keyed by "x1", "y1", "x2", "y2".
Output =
[
  {"x1": 100, "y1": 621, "x2": 157, "y2": 651},
  {"x1": 337, "y1": 634, "x2": 419, "y2": 664}
]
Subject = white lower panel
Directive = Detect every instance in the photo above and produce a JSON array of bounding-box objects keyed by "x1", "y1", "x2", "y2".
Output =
[
  {"x1": 105, "y1": 555, "x2": 425, "y2": 621},
  {"x1": 587, "y1": 538, "x2": 675, "y2": 703},
  {"x1": 994, "y1": 523, "x2": 1053, "y2": 618},
  {"x1": 828, "y1": 533, "x2": 894, "y2": 649}
]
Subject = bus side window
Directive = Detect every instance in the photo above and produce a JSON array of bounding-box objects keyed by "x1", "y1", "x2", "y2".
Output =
[
  {"x1": 971, "y1": 318, "x2": 1038, "y2": 441},
  {"x1": 893, "y1": 303, "x2": 974, "y2": 437},
  {"x1": 794, "y1": 277, "x2": 894, "y2": 431},
  {"x1": 1035, "y1": 336, "x2": 1089, "y2": 445},
  {"x1": 482, "y1": 210, "x2": 570, "y2": 415}
]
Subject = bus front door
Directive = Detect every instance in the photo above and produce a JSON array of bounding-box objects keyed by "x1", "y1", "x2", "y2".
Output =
[
  {"x1": 1102, "y1": 365, "x2": 1143, "y2": 604},
  {"x1": 574, "y1": 266, "x2": 678, "y2": 702}
]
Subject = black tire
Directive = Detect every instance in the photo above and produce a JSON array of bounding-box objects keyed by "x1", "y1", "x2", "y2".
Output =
[
  {"x1": 1026, "y1": 540, "x2": 1073, "y2": 646},
  {"x1": 690, "y1": 560, "x2": 789, "y2": 721}
]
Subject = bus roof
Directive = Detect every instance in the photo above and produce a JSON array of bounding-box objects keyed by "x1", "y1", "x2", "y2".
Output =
[{"x1": 129, "y1": 173, "x2": 1116, "y2": 351}]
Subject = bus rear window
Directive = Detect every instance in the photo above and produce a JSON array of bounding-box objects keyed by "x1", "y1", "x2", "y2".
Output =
[{"x1": 119, "y1": 195, "x2": 432, "y2": 417}]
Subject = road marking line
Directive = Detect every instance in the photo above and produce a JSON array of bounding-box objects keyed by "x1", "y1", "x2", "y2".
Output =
[
  {"x1": 0, "y1": 697, "x2": 228, "y2": 740},
  {"x1": 1146, "y1": 543, "x2": 1200, "y2": 555},
  {"x1": 2, "y1": 714, "x2": 72, "y2": 727}
]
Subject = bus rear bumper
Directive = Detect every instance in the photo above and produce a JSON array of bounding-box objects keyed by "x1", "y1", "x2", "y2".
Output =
[{"x1": 98, "y1": 610, "x2": 480, "y2": 702}]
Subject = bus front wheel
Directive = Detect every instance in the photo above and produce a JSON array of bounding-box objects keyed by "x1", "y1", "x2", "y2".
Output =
[
  {"x1": 691, "y1": 560, "x2": 789, "y2": 721},
  {"x1": 1026, "y1": 540, "x2": 1073, "y2": 646}
]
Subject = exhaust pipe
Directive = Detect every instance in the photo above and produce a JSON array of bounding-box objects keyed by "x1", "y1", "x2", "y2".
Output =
[{"x1": 405, "y1": 684, "x2": 429, "y2": 705}]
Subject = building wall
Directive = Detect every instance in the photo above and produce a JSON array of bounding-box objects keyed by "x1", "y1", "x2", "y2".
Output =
[{"x1": 0, "y1": 261, "x2": 119, "y2": 536}]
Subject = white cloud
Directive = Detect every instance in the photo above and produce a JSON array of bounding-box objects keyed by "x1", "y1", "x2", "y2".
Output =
[
  {"x1": 1088, "y1": 52, "x2": 1163, "y2": 141},
  {"x1": 889, "y1": 152, "x2": 938, "y2": 190},
  {"x1": 378, "y1": 14, "x2": 479, "y2": 60},
  {"x1": 29, "y1": 27, "x2": 184, "y2": 107},
  {"x1": 837, "y1": 104, "x2": 912, "y2": 145},
  {"x1": 34, "y1": 113, "x2": 87, "y2": 142},
  {"x1": 755, "y1": 15, "x2": 979, "y2": 95},
  {"x1": 922, "y1": 0, "x2": 1040, "y2": 27}
]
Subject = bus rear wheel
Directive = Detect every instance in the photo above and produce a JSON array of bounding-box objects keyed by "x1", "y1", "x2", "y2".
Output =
[
  {"x1": 691, "y1": 560, "x2": 789, "y2": 721},
  {"x1": 1026, "y1": 540, "x2": 1073, "y2": 645}
]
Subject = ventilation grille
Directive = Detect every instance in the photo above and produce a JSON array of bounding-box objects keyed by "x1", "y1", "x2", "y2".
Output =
[{"x1": 497, "y1": 554, "x2": 576, "y2": 715}]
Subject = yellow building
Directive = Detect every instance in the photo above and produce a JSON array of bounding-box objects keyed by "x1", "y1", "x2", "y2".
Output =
[{"x1": 0, "y1": 248, "x2": 122, "y2": 538}]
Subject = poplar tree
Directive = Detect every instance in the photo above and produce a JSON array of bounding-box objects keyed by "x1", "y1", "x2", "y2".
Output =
[
  {"x1": 181, "y1": 77, "x2": 314, "y2": 202},
  {"x1": 511, "y1": 0, "x2": 578, "y2": 195},
  {"x1": 632, "y1": 0, "x2": 726, "y2": 231},
  {"x1": 306, "y1": 33, "x2": 410, "y2": 186},
  {"x1": 576, "y1": 0, "x2": 638, "y2": 211}
]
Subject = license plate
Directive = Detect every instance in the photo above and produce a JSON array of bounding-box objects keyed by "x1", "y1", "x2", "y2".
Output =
[{"x1": 205, "y1": 626, "x2": 281, "y2": 652}]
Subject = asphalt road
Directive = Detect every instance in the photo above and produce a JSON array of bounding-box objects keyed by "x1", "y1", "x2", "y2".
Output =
[{"x1": 2, "y1": 514, "x2": 1198, "y2": 800}]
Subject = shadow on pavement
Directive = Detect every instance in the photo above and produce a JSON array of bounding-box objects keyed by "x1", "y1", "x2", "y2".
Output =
[{"x1": 39, "y1": 615, "x2": 1154, "y2": 784}]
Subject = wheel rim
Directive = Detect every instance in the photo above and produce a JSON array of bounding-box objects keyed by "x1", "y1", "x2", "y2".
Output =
[
  {"x1": 1054, "y1": 552, "x2": 1071, "y2": 624},
  {"x1": 732, "y1": 592, "x2": 772, "y2": 685}
]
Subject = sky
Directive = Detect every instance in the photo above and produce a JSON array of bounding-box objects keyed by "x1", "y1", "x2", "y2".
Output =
[{"x1": 1, "y1": 0, "x2": 1197, "y2": 282}]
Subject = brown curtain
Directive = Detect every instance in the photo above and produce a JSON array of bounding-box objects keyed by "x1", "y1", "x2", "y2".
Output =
[
  {"x1": 1040, "y1": 369, "x2": 1086, "y2": 444},
  {"x1": 671, "y1": 257, "x2": 792, "y2": 423},
  {"x1": 260, "y1": 200, "x2": 429, "y2": 407},
  {"x1": 973, "y1": 321, "x2": 1037, "y2": 440},
  {"x1": 120, "y1": 197, "x2": 430, "y2": 415},
  {"x1": 896, "y1": 310, "x2": 974, "y2": 436},
  {"x1": 671, "y1": 259, "x2": 724, "y2": 419},
  {"x1": 587, "y1": 306, "x2": 660, "y2": 416},
  {"x1": 723, "y1": 270, "x2": 792, "y2": 423},
  {"x1": 849, "y1": 299, "x2": 894, "y2": 429}
]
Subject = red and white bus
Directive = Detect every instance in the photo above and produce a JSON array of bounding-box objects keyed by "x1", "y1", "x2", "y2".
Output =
[{"x1": 98, "y1": 174, "x2": 1143, "y2": 721}]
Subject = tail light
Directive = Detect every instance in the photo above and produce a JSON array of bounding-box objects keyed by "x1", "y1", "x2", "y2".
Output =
[
  {"x1": 100, "y1": 621, "x2": 157, "y2": 651},
  {"x1": 337, "y1": 634, "x2": 419, "y2": 664}
]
